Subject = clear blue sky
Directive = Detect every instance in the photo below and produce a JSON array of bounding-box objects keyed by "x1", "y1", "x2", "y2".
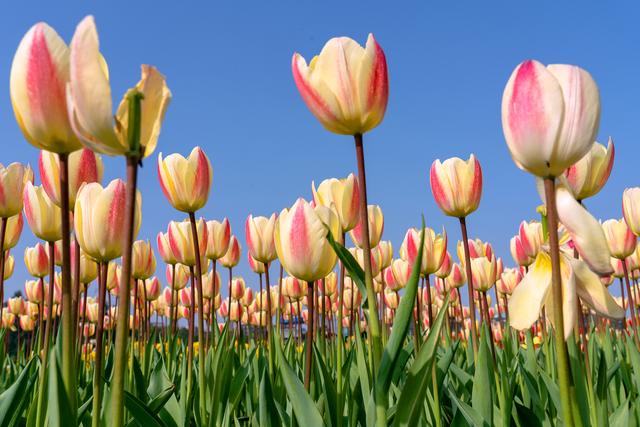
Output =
[{"x1": 1, "y1": 2, "x2": 638, "y2": 300}]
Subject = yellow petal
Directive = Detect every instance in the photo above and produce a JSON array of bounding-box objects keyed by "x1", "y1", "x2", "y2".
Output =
[
  {"x1": 508, "y1": 252, "x2": 552, "y2": 331},
  {"x1": 570, "y1": 258, "x2": 624, "y2": 319}
]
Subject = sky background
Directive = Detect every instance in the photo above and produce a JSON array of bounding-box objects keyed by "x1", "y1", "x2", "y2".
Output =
[{"x1": 1, "y1": 2, "x2": 638, "y2": 304}]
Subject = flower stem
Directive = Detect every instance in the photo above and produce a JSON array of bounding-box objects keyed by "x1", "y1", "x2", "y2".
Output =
[
  {"x1": 92, "y1": 262, "x2": 108, "y2": 427},
  {"x1": 353, "y1": 133, "x2": 382, "y2": 371},
  {"x1": 621, "y1": 260, "x2": 640, "y2": 348},
  {"x1": 543, "y1": 177, "x2": 575, "y2": 427},
  {"x1": 304, "y1": 280, "x2": 315, "y2": 391},
  {"x1": 0, "y1": 217, "x2": 6, "y2": 326},
  {"x1": 336, "y1": 243, "x2": 345, "y2": 427},
  {"x1": 188, "y1": 212, "x2": 207, "y2": 424},
  {"x1": 459, "y1": 216, "x2": 479, "y2": 358}
]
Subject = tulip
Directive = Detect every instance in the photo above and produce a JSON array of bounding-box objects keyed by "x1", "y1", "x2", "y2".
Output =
[
  {"x1": 564, "y1": 138, "x2": 614, "y2": 201},
  {"x1": 401, "y1": 227, "x2": 447, "y2": 276},
  {"x1": 389, "y1": 259, "x2": 411, "y2": 290},
  {"x1": 502, "y1": 60, "x2": 600, "y2": 178},
  {"x1": 510, "y1": 235, "x2": 533, "y2": 267},
  {"x1": 435, "y1": 252, "x2": 452, "y2": 279},
  {"x1": 247, "y1": 253, "x2": 266, "y2": 274},
  {"x1": 602, "y1": 218, "x2": 636, "y2": 261},
  {"x1": 230, "y1": 277, "x2": 246, "y2": 301},
  {"x1": 131, "y1": 240, "x2": 156, "y2": 280},
  {"x1": 470, "y1": 255, "x2": 498, "y2": 292},
  {"x1": 25, "y1": 279, "x2": 45, "y2": 304},
  {"x1": 24, "y1": 243, "x2": 49, "y2": 278},
  {"x1": 275, "y1": 198, "x2": 340, "y2": 282},
  {"x1": 623, "y1": 188, "x2": 640, "y2": 237},
  {"x1": 74, "y1": 180, "x2": 141, "y2": 262},
  {"x1": 23, "y1": 182, "x2": 63, "y2": 242},
  {"x1": 39, "y1": 148, "x2": 103, "y2": 208},
  {"x1": 205, "y1": 218, "x2": 231, "y2": 260},
  {"x1": 202, "y1": 269, "x2": 221, "y2": 299},
  {"x1": 167, "y1": 264, "x2": 190, "y2": 291},
  {"x1": 144, "y1": 277, "x2": 161, "y2": 301},
  {"x1": 291, "y1": 34, "x2": 388, "y2": 135},
  {"x1": 349, "y1": 204, "x2": 384, "y2": 249},
  {"x1": 312, "y1": 174, "x2": 360, "y2": 232},
  {"x1": 220, "y1": 236, "x2": 241, "y2": 268},
  {"x1": 430, "y1": 155, "x2": 482, "y2": 218},
  {"x1": 445, "y1": 263, "x2": 466, "y2": 290},
  {"x1": 10, "y1": 23, "x2": 82, "y2": 153},
  {"x1": 2, "y1": 312, "x2": 16, "y2": 330},
  {"x1": 497, "y1": 268, "x2": 522, "y2": 296},
  {"x1": 518, "y1": 220, "x2": 544, "y2": 259},
  {"x1": 168, "y1": 219, "x2": 208, "y2": 267},
  {"x1": 0, "y1": 163, "x2": 32, "y2": 218},
  {"x1": 106, "y1": 263, "x2": 121, "y2": 292},
  {"x1": 509, "y1": 250, "x2": 623, "y2": 338},
  {"x1": 157, "y1": 147, "x2": 212, "y2": 213},
  {"x1": 3, "y1": 255, "x2": 15, "y2": 281},
  {"x1": 283, "y1": 276, "x2": 306, "y2": 301},
  {"x1": 350, "y1": 246, "x2": 381, "y2": 278},
  {"x1": 74, "y1": 250, "x2": 98, "y2": 285},
  {"x1": 245, "y1": 214, "x2": 277, "y2": 264},
  {"x1": 8, "y1": 297, "x2": 25, "y2": 315}
]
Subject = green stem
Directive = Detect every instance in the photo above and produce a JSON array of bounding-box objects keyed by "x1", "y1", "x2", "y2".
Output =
[
  {"x1": 459, "y1": 217, "x2": 479, "y2": 359},
  {"x1": 543, "y1": 177, "x2": 575, "y2": 427},
  {"x1": 336, "y1": 241, "x2": 345, "y2": 427},
  {"x1": 304, "y1": 280, "x2": 315, "y2": 391},
  {"x1": 353, "y1": 133, "x2": 382, "y2": 371}
]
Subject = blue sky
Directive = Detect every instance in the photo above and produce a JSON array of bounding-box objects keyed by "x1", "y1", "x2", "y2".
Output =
[{"x1": 1, "y1": 2, "x2": 638, "y2": 300}]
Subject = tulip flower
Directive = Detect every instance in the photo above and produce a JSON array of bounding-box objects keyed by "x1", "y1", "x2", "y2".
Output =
[
  {"x1": 75, "y1": 250, "x2": 98, "y2": 285},
  {"x1": 23, "y1": 182, "x2": 63, "y2": 242},
  {"x1": 401, "y1": 227, "x2": 447, "y2": 276},
  {"x1": 144, "y1": 277, "x2": 161, "y2": 301},
  {"x1": 602, "y1": 218, "x2": 636, "y2": 261},
  {"x1": 205, "y1": 218, "x2": 231, "y2": 260},
  {"x1": 312, "y1": 174, "x2": 360, "y2": 232},
  {"x1": 518, "y1": 220, "x2": 544, "y2": 259},
  {"x1": 502, "y1": 61, "x2": 600, "y2": 178},
  {"x1": 510, "y1": 235, "x2": 533, "y2": 267},
  {"x1": 445, "y1": 263, "x2": 466, "y2": 290},
  {"x1": 435, "y1": 252, "x2": 452, "y2": 279},
  {"x1": 292, "y1": 34, "x2": 388, "y2": 135},
  {"x1": 623, "y1": 188, "x2": 640, "y2": 236},
  {"x1": 167, "y1": 219, "x2": 208, "y2": 268},
  {"x1": 131, "y1": 240, "x2": 157, "y2": 280},
  {"x1": 230, "y1": 277, "x2": 246, "y2": 300},
  {"x1": 470, "y1": 255, "x2": 498, "y2": 293},
  {"x1": 430, "y1": 155, "x2": 482, "y2": 218},
  {"x1": 157, "y1": 147, "x2": 212, "y2": 213},
  {"x1": 0, "y1": 163, "x2": 32, "y2": 219},
  {"x1": 74, "y1": 180, "x2": 141, "y2": 262},
  {"x1": 24, "y1": 243, "x2": 49, "y2": 279},
  {"x1": 497, "y1": 268, "x2": 522, "y2": 296},
  {"x1": 509, "y1": 250, "x2": 623, "y2": 339},
  {"x1": 10, "y1": 23, "x2": 82, "y2": 153},
  {"x1": 25, "y1": 279, "x2": 44, "y2": 304},
  {"x1": 220, "y1": 236, "x2": 241, "y2": 269},
  {"x1": 39, "y1": 148, "x2": 103, "y2": 208},
  {"x1": 349, "y1": 205, "x2": 384, "y2": 249},
  {"x1": 564, "y1": 138, "x2": 614, "y2": 201},
  {"x1": 245, "y1": 214, "x2": 277, "y2": 264}
]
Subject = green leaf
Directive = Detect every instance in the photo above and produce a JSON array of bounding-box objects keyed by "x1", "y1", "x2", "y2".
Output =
[
  {"x1": 0, "y1": 357, "x2": 37, "y2": 427},
  {"x1": 123, "y1": 390, "x2": 167, "y2": 427},
  {"x1": 326, "y1": 230, "x2": 368, "y2": 307},
  {"x1": 258, "y1": 365, "x2": 281, "y2": 427},
  {"x1": 471, "y1": 326, "x2": 493, "y2": 427},
  {"x1": 274, "y1": 333, "x2": 324, "y2": 427},
  {"x1": 47, "y1": 349, "x2": 74, "y2": 427}
]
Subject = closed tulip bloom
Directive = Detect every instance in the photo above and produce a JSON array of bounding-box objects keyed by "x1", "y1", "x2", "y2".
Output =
[
  {"x1": 435, "y1": 252, "x2": 452, "y2": 279},
  {"x1": 509, "y1": 250, "x2": 623, "y2": 339},
  {"x1": 24, "y1": 243, "x2": 49, "y2": 278},
  {"x1": 2, "y1": 214, "x2": 23, "y2": 252},
  {"x1": 230, "y1": 277, "x2": 246, "y2": 300},
  {"x1": 518, "y1": 220, "x2": 544, "y2": 259},
  {"x1": 39, "y1": 148, "x2": 103, "y2": 208},
  {"x1": 25, "y1": 279, "x2": 44, "y2": 303},
  {"x1": 4, "y1": 255, "x2": 15, "y2": 280},
  {"x1": 156, "y1": 231, "x2": 178, "y2": 265},
  {"x1": 430, "y1": 155, "x2": 482, "y2": 217},
  {"x1": 0, "y1": 163, "x2": 32, "y2": 218},
  {"x1": 8, "y1": 297, "x2": 24, "y2": 315},
  {"x1": 71, "y1": 246, "x2": 98, "y2": 284},
  {"x1": 312, "y1": 174, "x2": 360, "y2": 232},
  {"x1": 349, "y1": 204, "x2": 384, "y2": 249},
  {"x1": 132, "y1": 239, "x2": 157, "y2": 280},
  {"x1": 390, "y1": 258, "x2": 411, "y2": 290},
  {"x1": 19, "y1": 315, "x2": 36, "y2": 332},
  {"x1": 167, "y1": 264, "x2": 190, "y2": 290},
  {"x1": 623, "y1": 188, "x2": 640, "y2": 236},
  {"x1": 220, "y1": 236, "x2": 241, "y2": 268},
  {"x1": 144, "y1": 277, "x2": 161, "y2": 301},
  {"x1": 445, "y1": 263, "x2": 466, "y2": 289},
  {"x1": 283, "y1": 276, "x2": 306, "y2": 301},
  {"x1": 168, "y1": 218, "x2": 208, "y2": 267},
  {"x1": 86, "y1": 301, "x2": 99, "y2": 323},
  {"x1": 74, "y1": 179, "x2": 141, "y2": 262},
  {"x1": 205, "y1": 218, "x2": 231, "y2": 260},
  {"x1": 179, "y1": 288, "x2": 192, "y2": 307},
  {"x1": 501, "y1": 60, "x2": 600, "y2": 177},
  {"x1": 292, "y1": 34, "x2": 388, "y2": 135},
  {"x1": 384, "y1": 290, "x2": 399, "y2": 310},
  {"x1": 202, "y1": 269, "x2": 221, "y2": 298},
  {"x1": 497, "y1": 268, "x2": 523, "y2": 295},
  {"x1": 247, "y1": 253, "x2": 265, "y2": 274},
  {"x1": 564, "y1": 138, "x2": 614, "y2": 201},
  {"x1": 241, "y1": 287, "x2": 253, "y2": 307},
  {"x1": 323, "y1": 271, "x2": 338, "y2": 296},
  {"x1": 350, "y1": 246, "x2": 381, "y2": 277},
  {"x1": 2, "y1": 313, "x2": 16, "y2": 330},
  {"x1": 68, "y1": 16, "x2": 171, "y2": 157},
  {"x1": 23, "y1": 182, "x2": 62, "y2": 242},
  {"x1": 10, "y1": 23, "x2": 82, "y2": 153},
  {"x1": 106, "y1": 263, "x2": 120, "y2": 291},
  {"x1": 470, "y1": 255, "x2": 498, "y2": 292},
  {"x1": 245, "y1": 213, "x2": 277, "y2": 263},
  {"x1": 375, "y1": 240, "x2": 393, "y2": 270},
  {"x1": 510, "y1": 235, "x2": 532, "y2": 267},
  {"x1": 158, "y1": 147, "x2": 212, "y2": 213},
  {"x1": 602, "y1": 218, "x2": 636, "y2": 260},
  {"x1": 401, "y1": 227, "x2": 447, "y2": 275}
]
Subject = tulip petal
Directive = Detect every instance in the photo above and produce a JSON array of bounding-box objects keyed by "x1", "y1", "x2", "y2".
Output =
[
  {"x1": 556, "y1": 184, "x2": 613, "y2": 274},
  {"x1": 508, "y1": 252, "x2": 552, "y2": 331},
  {"x1": 570, "y1": 258, "x2": 625, "y2": 319}
]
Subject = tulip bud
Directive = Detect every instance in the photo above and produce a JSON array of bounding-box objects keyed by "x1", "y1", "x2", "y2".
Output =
[
  {"x1": 132, "y1": 239, "x2": 156, "y2": 280},
  {"x1": 350, "y1": 246, "x2": 381, "y2": 278},
  {"x1": 292, "y1": 34, "x2": 388, "y2": 135},
  {"x1": 24, "y1": 182, "x2": 62, "y2": 242},
  {"x1": 435, "y1": 252, "x2": 452, "y2": 279},
  {"x1": 158, "y1": 147, "x2": 212, "y2": 213},
  {"x1": 245, "y1": 213, "x2": 277, "y2": 264},
  {"x1": 323, "y1": 272, "x2": 338, "y2": 296},
  {"x1": 202, "y1": 268, "x2": 221, "y2": 298},
  {"x1": 230, "y1": 277, "x2": 246, "y2": 301},
  {"x1": 400, "y1": 227, "x2": 447, "y2": 275},
  {"x1": 602, "y1": 218, "x2": 636, "y2": 260},
  {"x1": 510, "y1": 235, "x2": 533, "y2": 267},
  {"x1": 166, "y1": 263, "x2": 190, "y2": 290},
  {"x1": 74, "y1": 179, "x2": 141, "y2": 262},
  {"x1": 144, "y1": 277, "x2": 161, "y2": 301},
  {"x1": 25, "y1": 279, "x2": 44, "y2": 303},
  {"x1": 349, "y1": 205, "x2": 383, "y2": 249},
  {"x1": 623, "y1": 188, "x2": 640, "y2": 237},
  {"x1": 4, "y1": 255, "x2": 15, "y2": 280},
  {"x1": 2, "y1": 312, "x2": 16, "y2": 330},
  {"x1": 205, "y1": 218, "x2": 231, "y2": 260},
  {"x1": 564, "y1": 138, "x2": 614, "y2": 201},
  {"x1": 496, "y1": 268, "x2": 522, "y2": 295},
  {"x1": 24, "y1": 243, "x2": 49, "y2": 278},
  {"x1": 179, "y1": 288, "x2": 192, "y2": 307},
  {"x1": 470, "y1": 255, "x2": 498, "y2": 292},
  {"x1": 220, "y1": 236, "x2": 241, "y2": 268},
  {"x1": 72, "y1": 247, "x2": 98, "y2": 284},
  {"x1": 312, "y1": 174, "x2": 360, "y2": 232},
  {"x1": 8, "y1": 297, "x2": 24, "y2": 315},
  {"x1": 518, "y1": 220, "x2": 544, "y2": 259},
  {"x1": 446, "y1": 263, "x2": 466, "y2": 290},
  {"x1": 430, "y1": 155, "x2": 482, "y2": 217},
  {"x1": 10, "y1": 23, "x2": 82, "y2": 153},
  {"x1": 168, "y1": 218, "x2": 208, "y2": 267},
  {"x1": 283, "y1": 276, "x2": 306, "y2": 301},
  {"x1": 389, "y1": 258, "x2": 411, "y2": 290},
  {"x1": 39, "y1": 148, "x2": 103, "y2": 208},
  {"x1": 501, "y1": 60, "x2": 600, "y2": 177}
]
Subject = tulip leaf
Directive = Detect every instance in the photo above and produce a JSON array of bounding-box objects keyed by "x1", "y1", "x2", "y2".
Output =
[
  {"x1": 0, "y1": 357, "x2": 36, "y2": 427},
  {"x1": 326, "y1": 229, "x2": 368, "y2": 307},
  {"x1": 471, "y1": 326, "x2": 493, "y2": 426},
  {"x1": 47, "y1": 349, "x2": 74, "y2": 427}
]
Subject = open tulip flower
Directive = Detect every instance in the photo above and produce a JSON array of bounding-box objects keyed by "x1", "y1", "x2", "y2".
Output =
[
  {"x1": 509, "y1": 248, "x2": 623, "y2": 339},
  {"x1": 564, "y1": 138, "x2": 614, "y2": 201}
]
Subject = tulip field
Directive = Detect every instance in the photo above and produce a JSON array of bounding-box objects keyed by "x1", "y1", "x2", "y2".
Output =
[{"x1": 1, "y1": 11, "x2": 640, "y2": 427}]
